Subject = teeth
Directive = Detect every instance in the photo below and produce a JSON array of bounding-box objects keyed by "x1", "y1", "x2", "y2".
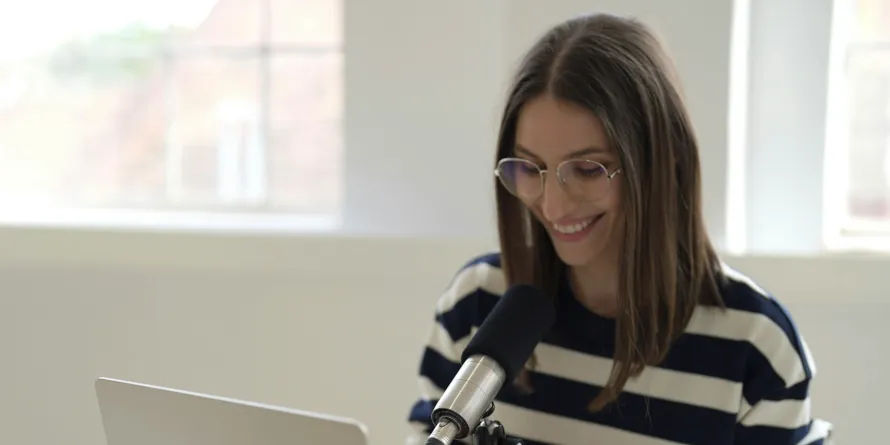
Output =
[{"x1": 552, "y1": 218, "x2": 595, "y2": 234}]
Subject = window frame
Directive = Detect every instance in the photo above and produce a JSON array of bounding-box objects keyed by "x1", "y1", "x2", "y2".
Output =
[
  {"x1": 823, "y1": 0, "x2": 890, "y2": 252},
  {"x1": 0, "y1": 0, "x2": 344, "y2": 231}
]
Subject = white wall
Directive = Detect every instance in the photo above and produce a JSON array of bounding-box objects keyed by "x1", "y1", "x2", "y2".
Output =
[
  {"x1": 342, "y1": 0, "x2": 506, "y2": 240},
  {"x1": 743, "y1": 0, "x2": 834, "y2": 254},
  {"x1": 343, "y1": 0, "x2": 732, "y2": 247},
  {"x1": 1, "y1": 229, "x2": 887, "y2": 445},
  {"x1": 3, "y1": 1, "x2": 889, "y2": 445}
]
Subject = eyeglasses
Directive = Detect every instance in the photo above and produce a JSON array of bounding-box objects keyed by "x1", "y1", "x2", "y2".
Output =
[{"x1": 494, "y1": 157, "x2": 622, "y2": 202}]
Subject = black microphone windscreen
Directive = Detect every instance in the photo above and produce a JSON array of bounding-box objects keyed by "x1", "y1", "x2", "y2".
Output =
[{"x1": 461, "y1": 284, "x2": 556, "y2": 384}]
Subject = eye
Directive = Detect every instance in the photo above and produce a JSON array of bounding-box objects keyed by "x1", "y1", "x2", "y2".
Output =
[
  {"x1": 574, "y1": 163, "x2": 606, "y2": 178},
  {"x1": 519, "y1": 163, "x2": 540, "y2": 174}
]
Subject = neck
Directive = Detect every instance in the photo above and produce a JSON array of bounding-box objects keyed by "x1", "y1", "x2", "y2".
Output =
[{"x1": 569, "y1": 256, "x2": 620, "y2": 318}]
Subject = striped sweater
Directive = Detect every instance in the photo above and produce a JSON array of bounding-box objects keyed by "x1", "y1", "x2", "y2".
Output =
[{"x1": 407, "y1": 253, "x2": 833, "y2": 445}]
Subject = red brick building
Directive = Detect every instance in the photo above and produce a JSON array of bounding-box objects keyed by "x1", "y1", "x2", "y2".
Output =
[{"x1": 0, "y1": 0, "x2": 342, "y2": 215}]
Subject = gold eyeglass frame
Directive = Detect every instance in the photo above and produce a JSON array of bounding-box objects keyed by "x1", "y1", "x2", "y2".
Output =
[{"x1": 494, "y1": 157, "x2": 622, "y2": 201}]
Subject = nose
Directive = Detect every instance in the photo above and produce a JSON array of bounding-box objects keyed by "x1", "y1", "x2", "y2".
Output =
[{"x1": 539, "y1": 172, "x2": 577, "y2": 222}]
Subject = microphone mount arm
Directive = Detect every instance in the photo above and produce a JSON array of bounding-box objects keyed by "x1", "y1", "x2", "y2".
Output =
[{"x1": 471, "y1": 402, "x2": 525, "y2": 445}]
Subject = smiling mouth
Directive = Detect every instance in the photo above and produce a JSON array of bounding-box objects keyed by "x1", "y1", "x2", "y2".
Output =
[{"x1": 551, "y1": 215, "x2": 603, "y2": 235}]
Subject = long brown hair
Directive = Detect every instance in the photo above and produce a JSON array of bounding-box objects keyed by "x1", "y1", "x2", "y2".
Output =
[{"x1": 494, "y1": 13, "x2": 726, "y2": 411}]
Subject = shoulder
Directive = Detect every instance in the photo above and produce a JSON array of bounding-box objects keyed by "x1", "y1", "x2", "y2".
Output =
[
  {"x1": 432, "y1": 252, "x2": 507, "y2": 342},
  {"x1": 435, "y1": 251, "x2": 506, "y2": 314},
  {"x1": 689, "y1": 262, "x2": 816, "y2": 395}
]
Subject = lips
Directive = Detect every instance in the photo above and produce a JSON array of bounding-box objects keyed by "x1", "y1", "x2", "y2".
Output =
[
  {"x1": 549, "y1": 214, "x2": 604, "y2": 241},
  {"x1": 552, "y1": 218, "x2": 595, "y2": 234}
]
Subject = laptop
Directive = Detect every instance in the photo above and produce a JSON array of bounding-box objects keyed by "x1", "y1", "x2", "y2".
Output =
[{"x1": 95, "y1": 377, "x2": 369, "y2": 445}]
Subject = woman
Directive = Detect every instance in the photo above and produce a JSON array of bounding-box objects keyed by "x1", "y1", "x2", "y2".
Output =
[{"x1": 407, "y1": 13, "x2": 833, "y2": 445}]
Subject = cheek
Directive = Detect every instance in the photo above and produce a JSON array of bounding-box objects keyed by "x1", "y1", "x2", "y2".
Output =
[
  {"x1": 603, "y1": 181, "x2": 623, "y2": 214},
  {"x1": 520, "y1": 197, "x2": 543, "y2": 218},
  {"x1": 606, "y1": 195, "x2": 622, "y2": 214},
  {"x1": 528, "y1": 206, "x2": 546, "y2": 228},
  {"x1": 601, "y1": 187, "x2": 624, "y2": 230},
  {"x1": 607, "y1": 198, "x2": 625, "y2": 238}
]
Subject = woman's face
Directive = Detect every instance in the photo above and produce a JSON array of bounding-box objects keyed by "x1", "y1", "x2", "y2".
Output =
[{"x1": 512, "y1": 94, "x2": 624, "y2": 269}]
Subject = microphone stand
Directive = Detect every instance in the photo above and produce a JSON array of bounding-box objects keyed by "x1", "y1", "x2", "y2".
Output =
[{"x1": 471, "y1": 402, "x2": 524, "y2": 445}]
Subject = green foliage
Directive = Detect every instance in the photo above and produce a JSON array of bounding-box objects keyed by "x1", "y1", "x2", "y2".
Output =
[{"x1": 48, "y1": 23, "x2": 183, "y2": 86}]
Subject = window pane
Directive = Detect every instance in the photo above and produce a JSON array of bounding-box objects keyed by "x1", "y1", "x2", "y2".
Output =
[
  {"x1": 842, "y1": 0, "x2": 890, "y2": 230},
  {"x1": 846, "y1": 48, "x2": 890, "y2": 221},
  {"x1": 855, "y1": 0, "x2": 890, "y2": 40},
  {"x1": 267, "y1": 53, "x2": 343, "y2": 214},
  {"x1": 0, "y1": 27, "x2": 185, "y2": 207},
  {"x1": 156, "y1": 54, "x2": 265, "y2": 208},
  {"x1": 184, "y1": 0, "x2": 344, "y2": 47},
  {"x1": 270, "y1": 0, "x2": 343, "y2": 46},
  {"x1": 0, "y1": 0, "x2": 343, "y2": 218},
  {"x1": 183, "y1": 0, "x2": 262, "y2": 48}
]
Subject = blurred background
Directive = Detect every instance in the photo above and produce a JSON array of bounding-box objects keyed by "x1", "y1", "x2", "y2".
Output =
[{"x1": 0, "y1": 0, "x2": 887, "y2": 444}]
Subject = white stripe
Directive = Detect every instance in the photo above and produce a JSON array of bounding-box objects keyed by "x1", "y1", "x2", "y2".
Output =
[
  {"x1": 405, "y1": 422, "x2": 427, "y2": 445},
  {"x1": 738, "y1": 398, "x2": 811, "y2": 429},
  {"x1": 687, "y1": 306, "x2": 808, "y2": 387},
  {"x1": 419, "y1": 377, "x2": 684, "y2": 445},
  {"x1": 426, "y1": 260, "x2": 810, "y2": 421},
  {"x1": 436, "y1": 261, "x2": 506, "y2": 315},
  {"x1": 722, "y1": 263, "x2": 771, "y2": 298},
  {"x1": 720, "y1": 265, "x2": 813, "y2": 381},
  {"x1": 739, "y1": 398, "x2": 752, "y2": 419},
  {"x1": 428, "y1": 323, "x2": 459, "y2": 362},
  {"x1": 799, "y1": 419, "x2": 833, "y2": 445},
  {"x1": 428, "y1": 327, "x2": 742, "y2": 414},
  {"x1": 800, "y1": 336, "x2": 817, "y2": 377},
  {"x1": 533, "y1": 343, "x2": 743, "y2": 413},
  {"x1": 409, "y1": 420, "x2": 427, "y2": 434},
  {"x1": 436, "y1": 260, "x2": 809, "y2": 390}
]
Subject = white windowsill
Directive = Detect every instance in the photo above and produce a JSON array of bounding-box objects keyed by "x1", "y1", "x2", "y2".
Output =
[
  {"x1": 0, "y1": 207, "x2": 341, "y2": 235},
  {"x1": 824, "y1": 234, "x2": 890, "y2": 254}
]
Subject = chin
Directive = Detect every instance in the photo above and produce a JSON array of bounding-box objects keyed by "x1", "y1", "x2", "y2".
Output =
[{"x1": 551, "y1": 238, "x2": 606, "y2": 268}]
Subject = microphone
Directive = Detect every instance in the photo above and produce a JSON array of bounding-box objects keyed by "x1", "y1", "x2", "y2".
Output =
[{"x1": 426, "y1": 284, "x2": 556, "y2": 445}]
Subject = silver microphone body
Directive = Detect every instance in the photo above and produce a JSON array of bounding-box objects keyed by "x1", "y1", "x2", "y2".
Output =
[{"x1": 426, "y1": 355, "x2": 506, "y2": 445}]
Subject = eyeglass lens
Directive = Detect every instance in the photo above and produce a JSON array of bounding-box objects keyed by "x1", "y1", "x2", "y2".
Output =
[{"x1": 497, "y1": 159, "x2": 611, "y2": 201}]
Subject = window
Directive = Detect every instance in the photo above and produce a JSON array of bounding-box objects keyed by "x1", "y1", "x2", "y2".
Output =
[
  {"x1": 825, "y1": 0, "x2": 890, "y2": 248},
  {"x1": 0, "y1": 0, "x2": 343, "y2": 229}
]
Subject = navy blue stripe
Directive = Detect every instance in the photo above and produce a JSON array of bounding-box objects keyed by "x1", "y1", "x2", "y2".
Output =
[
  {"x1": 455, "y1": 256, "x2": 811, "y2": 386},
  {"x1": 419, "y1": 346, "x2": 461, "y2": 391},
  {"x1": 436, "y1": 288, "x2": 500, "y2": 342},
  {"x1": 419, "y1": 339, "x2": 730, "y2": 443},
  {"x1": 440, "y1": 288, "x2": 796, "y2": 407},
  {"x1": 476, "y1": 288, "x2": 501, "y2": 315},
  {"x1": 409, "y1": 399, "x2": 435, "y2": 425},
  {"x1": 436, "y1": 310, "x2": 470, "y2": 343},
  {"x1": 735, "y1": 419, "x2": 814, "y2": 444},
  {"x1": 419, "y1": 342, "x2": 739, "y2": 444},
  {"x1": 721, "y1": 277, "x2": 813, "y2": 379},
  {"x1": 659, "y1": 334, "x2": 748, "y2": 381},
  {"x1": 451, "y1": 288, "x2": 775, "y2": 387},
  {"x1": 495, "y1": 370, "x2": 737, "y2": 444},
  {"x1": 437, "y1": 298, "x2": 476, "y2": 343},
  {"x1": 761, "y1": 378, "x2": 809, "y2": 402},
  {"x1": 740, "y1": 342, "x2": 797, "y2": 404},
  {"x1": 461, "y1": 252, "x2": 502, "y2": 269},
  {"x1": 408, "y1": 255, "x2": 828, "y2": 444}
]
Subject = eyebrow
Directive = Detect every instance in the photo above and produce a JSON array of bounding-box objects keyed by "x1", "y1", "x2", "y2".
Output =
[{"x1": 514, "y1": 144, "x2": 608, "y2": 161}]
